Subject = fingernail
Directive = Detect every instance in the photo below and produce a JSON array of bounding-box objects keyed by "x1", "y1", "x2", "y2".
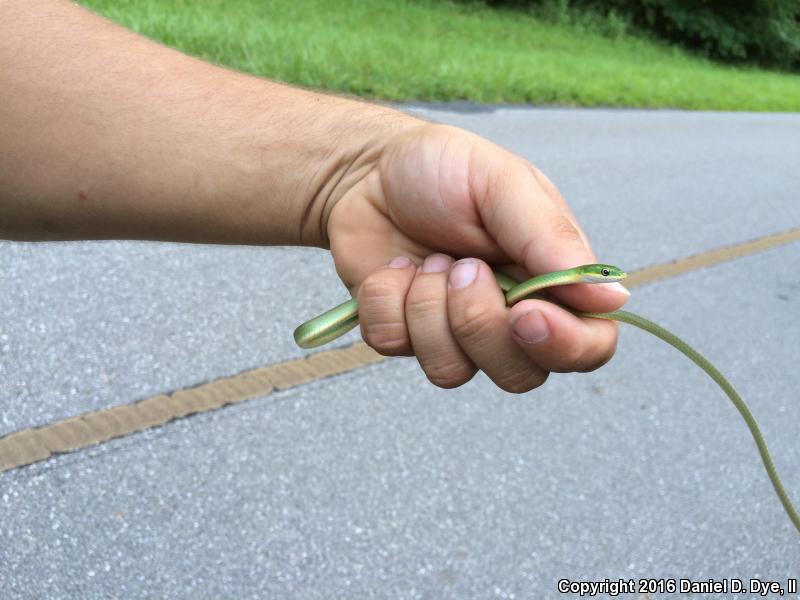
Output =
[
  {"x1": 387, "y1": 256, "x2": 412, "y2": 269},
  {"x1": 421, "y1": 254, "x2": 451, "y2": 273},
  {"x1": 448, "y1": 259, "x2": 478, "y2": 289},
  {"x1": 512, "y1": 310, "x2": 550, "y2": 344},
  {"x1": 598, "y1": 282, "x2": 630, "y2": 296}
]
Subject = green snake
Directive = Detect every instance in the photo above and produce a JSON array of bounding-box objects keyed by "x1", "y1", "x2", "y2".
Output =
[{"x1": 294, "y1": 263, "x2": 799, "y2": 535}]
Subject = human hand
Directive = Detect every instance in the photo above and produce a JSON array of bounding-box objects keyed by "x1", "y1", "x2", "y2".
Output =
[{"x1": 326, "y1": 123, "x2": 629, "y2": 392}]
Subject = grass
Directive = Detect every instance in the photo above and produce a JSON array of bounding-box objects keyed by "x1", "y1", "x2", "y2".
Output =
[{"x1": 78, "y1": 0, "x2": 800, "y2": 111}]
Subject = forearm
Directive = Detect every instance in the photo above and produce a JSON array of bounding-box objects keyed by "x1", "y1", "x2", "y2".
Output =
[{"x1": 0, "y1": 0, "x2": 419, "y2": 246}]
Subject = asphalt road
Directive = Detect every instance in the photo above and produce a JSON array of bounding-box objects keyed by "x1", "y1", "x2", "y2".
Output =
[{"x1": 2, "y1": 106, "x2": 799, "y2": 599}]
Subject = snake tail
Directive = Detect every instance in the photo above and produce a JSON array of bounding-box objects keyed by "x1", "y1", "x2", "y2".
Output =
[
  {"x1": 294, "y1": 263, "x2": 800, "y2": 535},
  {"x1": 582, "y1": 309, "x2": 800, "y2": 535}
]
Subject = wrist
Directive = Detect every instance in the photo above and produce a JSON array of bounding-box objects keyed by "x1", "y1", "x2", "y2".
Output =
[{"x1": 291, "y1": 99, "x2": 423, "y2": 248}]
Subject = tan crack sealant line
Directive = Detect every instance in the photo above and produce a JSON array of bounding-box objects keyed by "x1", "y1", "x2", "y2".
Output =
[{"x1": 2, "y1": 226, "x2": 800, "y2": 473}]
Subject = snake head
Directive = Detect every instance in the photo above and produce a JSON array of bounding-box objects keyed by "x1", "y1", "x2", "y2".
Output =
[{"x1": 579, "y1": 264, "x2": 627, "y2": 283}]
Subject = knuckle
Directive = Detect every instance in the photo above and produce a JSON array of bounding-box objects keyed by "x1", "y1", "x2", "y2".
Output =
[
  {"x1": 424, "y1": 358, "x2": 476, "y2": 389},
  {"x1": 358, "y1": 272, "x2": 413, "y2": 355},
  {"x1": 405, "y1": 294, "x2": 442, "y2": 319},
  {"x1": 497, "y1": 368, "x2": 548, "y2": 394},
  {"x1": 551, "y1": 213, "x2": 582, "y2": 243},
  {"x1": 358, "y1": 276, "x2": 395, "y2": 306},
  {"x1": 450, "y1": 302, "x2": 495, "y2": 345},
  {"x1": 578, "y1": 342, "x2": 617, "y2": 373},
  {"x1": 548, "y1": 343, "x2": 586, "y2": 373},
  {"x1": 361, "y1": 322, "x2": 409, "y2": 356}
]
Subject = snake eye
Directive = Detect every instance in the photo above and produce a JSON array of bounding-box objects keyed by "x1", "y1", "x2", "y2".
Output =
[{"x1": 601, "y1": 268, "x2": 610, "y2": 276}]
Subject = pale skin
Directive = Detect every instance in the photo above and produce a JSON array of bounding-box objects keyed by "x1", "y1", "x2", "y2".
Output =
[{"x1": 1, "y1": 0, "x2": 629, "y2": 393}]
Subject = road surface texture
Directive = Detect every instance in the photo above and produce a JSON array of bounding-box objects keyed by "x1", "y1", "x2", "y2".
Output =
[{"x1": 2, "y1": 106, "x2": 799, "y2": 598}]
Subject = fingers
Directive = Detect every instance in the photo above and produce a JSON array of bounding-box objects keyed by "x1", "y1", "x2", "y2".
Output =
[
  {"x1": 445, "y1": 259, "x2": 549, "y2": 393},
  {"x1": 358, "y1": 254, "x2": 618, "y2": 393},
  {"x1": 406, "y1": 254, "x2": 477, "y2": 388},
  {"x1": 508, "y1": 299, "x2": 619, "y2": 373},
  {"x1": 357, "y1": 256, "x2": 417, "y2": 356}
]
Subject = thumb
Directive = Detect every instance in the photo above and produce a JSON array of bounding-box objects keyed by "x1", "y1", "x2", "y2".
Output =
[{"x1": 470, "y1": 147, "x2": 629, "y2": 313}]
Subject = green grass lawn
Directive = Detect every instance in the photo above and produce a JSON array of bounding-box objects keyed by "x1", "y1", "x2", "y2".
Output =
[{"x1": 79, "y1": 0, "x2": 800, "y2": 111}]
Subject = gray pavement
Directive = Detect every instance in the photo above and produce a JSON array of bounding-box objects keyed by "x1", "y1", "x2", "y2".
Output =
[{"x1": 2, "y1": 107, "x2": 800, "y2": 598}]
